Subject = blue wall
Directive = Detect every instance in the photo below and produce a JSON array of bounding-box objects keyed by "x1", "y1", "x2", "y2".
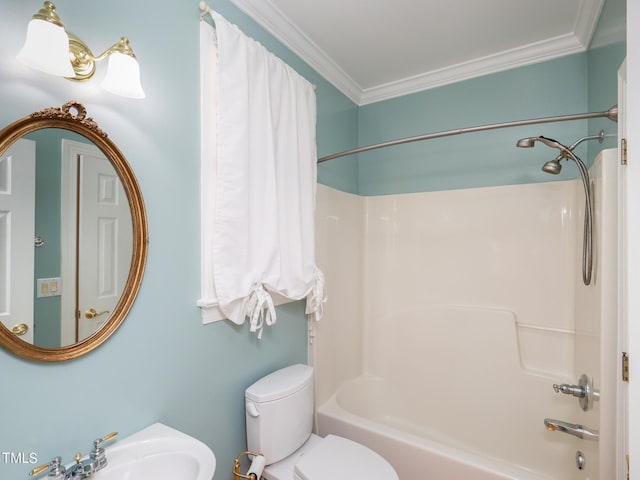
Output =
[
  {"x1": 357, "y1": 54, "x2": 585, "y2": 195},
  {"x1": 28, "y1": 129, "x2": 64, "y2": 349},
  {"x1": 0, "y1": 1, "x2": 356, "y2": 479},
  {"x1": 587, "y1": 42, "x2": 627, "y2": 160},
  {"x1": 355, "y1": 44, "x2": 624, "y2": 196}
]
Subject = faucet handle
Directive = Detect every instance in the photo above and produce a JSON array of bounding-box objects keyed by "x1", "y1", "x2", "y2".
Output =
[
  {"x1": 93, "y1": 432, "x2": 118, "y2": 449},
  {"x1": 92, "y1": 432, "x2": 118, "y2": 457},
  {"x1": 90, "y1": 432, "x2": 118, "y2": 472},
  {"x1": 552, "y1": 374, "x2": 598, "y2": 411},
  {"x1": 29, "y1": 456, "x2": 66, "y2": 479},
  {"x1": 553, "y1": 382, "x2": 586, "y2": 397}
]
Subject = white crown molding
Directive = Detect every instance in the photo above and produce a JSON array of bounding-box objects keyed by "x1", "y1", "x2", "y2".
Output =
[
  {"x1": 359, "y1": 34, "x2": 586, "y2": 106},
  {"x1": 574, "y1": 0, "x2": 606, "y2": 48},
  {"x1": 228, "y1": 0, "x2": 362, "y2": 104},
  {"x1": 228, "y1": 0, "x2": 606, "y2": 106}
]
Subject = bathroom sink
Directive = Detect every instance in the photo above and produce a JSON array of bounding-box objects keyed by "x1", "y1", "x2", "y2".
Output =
[{"x1": 92, "y1": 423, "x2": 215, "y2": 480}]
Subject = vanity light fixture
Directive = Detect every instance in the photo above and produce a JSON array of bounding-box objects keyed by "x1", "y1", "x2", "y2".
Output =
[{"x1": 17, "y1": 1, "x2": 145, "y2": 99}]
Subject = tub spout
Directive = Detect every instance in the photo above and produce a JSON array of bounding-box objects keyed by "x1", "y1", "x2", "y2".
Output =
[{"x1": 544, "y1": 418, "x2": 599, "y2": 441}]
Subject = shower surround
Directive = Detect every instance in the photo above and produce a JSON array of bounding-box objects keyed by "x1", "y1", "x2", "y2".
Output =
[{"x1": 312, "y1": 149, "x2": 618, "y2": 479}]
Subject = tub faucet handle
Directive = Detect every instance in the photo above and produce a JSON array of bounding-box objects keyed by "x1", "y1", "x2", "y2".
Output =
[
  {"x1": 553, "y1": 382, "x2": 585, "y2": 397},
  {"x1": 552, "y1": 374, "x2": 598, "y2": 411}
]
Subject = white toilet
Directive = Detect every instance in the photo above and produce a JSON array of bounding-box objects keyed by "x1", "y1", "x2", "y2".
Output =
[{"x1": 245, "y1": 364, "x2": 398, "y2": 480}]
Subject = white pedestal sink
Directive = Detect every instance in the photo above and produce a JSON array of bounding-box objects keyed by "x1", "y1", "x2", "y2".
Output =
[{"x1": 91, "y1": 423, "x2": 216, "y2": 480}]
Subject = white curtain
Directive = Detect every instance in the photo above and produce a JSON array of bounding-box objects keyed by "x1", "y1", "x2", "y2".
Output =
[{"x1": 198, "y1": 12, "x2": 325, "y2": 337}]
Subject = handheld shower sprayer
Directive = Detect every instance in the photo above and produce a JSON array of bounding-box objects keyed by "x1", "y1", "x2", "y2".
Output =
[
  {"x1": 516, "y1": 135, "x2": 565, "y2": 150},
  {"x1": 515, "y1": 131, "x2": 612, "y2": 286}
]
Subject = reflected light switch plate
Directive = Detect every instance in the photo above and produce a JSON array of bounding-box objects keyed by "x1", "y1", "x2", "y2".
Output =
[{"x1": 36, "y1": 277, "x2": 62, "y2": 298}]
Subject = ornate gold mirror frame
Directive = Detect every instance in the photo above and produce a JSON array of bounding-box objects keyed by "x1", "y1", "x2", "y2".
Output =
[{"x1": 0, "y1": 101, "x2": 148, "y2": 361}]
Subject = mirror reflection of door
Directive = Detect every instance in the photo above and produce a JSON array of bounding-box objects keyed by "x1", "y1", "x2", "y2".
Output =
[
  {"x1": 0, "y1": 139, "x2": 36, "y2": 343},
  {"x1": 61, "y1": 140, "x2": 133, "y2": 344}
]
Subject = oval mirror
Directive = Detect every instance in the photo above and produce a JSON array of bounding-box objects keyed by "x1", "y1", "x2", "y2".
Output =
[{"x1": 0, "y1": 101, "x2": 148, "y2": 361}]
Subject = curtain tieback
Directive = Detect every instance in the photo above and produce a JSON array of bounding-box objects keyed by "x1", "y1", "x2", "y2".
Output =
[
  {"x1": 243, "y1": 283, "x2": 276, "y2": 339},
  {"x1": 306, "y1": 270, "x2": 327, "y2": 322}
]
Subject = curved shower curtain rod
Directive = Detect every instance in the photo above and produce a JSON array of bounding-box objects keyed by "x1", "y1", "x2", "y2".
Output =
[{"x1": 317, "y1": 105, "x2": 619, "y2": 164}]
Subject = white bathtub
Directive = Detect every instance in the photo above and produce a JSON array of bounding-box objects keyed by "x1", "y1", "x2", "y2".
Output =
[
  {"x1": 317, "y1": 372, "x2": 577, "y2": 480},
  {"x1": 315, "y1": 307, "x2": 582, "y2": 480}
]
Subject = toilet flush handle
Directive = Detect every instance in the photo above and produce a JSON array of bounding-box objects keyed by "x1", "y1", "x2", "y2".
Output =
[{"x1": 246, "y1": 401, "x2": 260, "y2": 418}]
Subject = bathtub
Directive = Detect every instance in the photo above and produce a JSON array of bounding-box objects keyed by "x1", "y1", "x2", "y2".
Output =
[
  {"x1": 317, "y1": 374, "x2": 577, "y2": 480},
  {"x1": 314, "y1": 307, "x2": 582, "y2": 480}
]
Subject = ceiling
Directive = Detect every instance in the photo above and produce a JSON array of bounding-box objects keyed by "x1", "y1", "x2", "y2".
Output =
[{"x1": 228, "y1": 0, "x2": 626, "y2": 105}]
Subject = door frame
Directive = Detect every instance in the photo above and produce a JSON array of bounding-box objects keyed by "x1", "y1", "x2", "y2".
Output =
[{"x1": 623, "y1": 1, "x2": 638, "y2": 476}]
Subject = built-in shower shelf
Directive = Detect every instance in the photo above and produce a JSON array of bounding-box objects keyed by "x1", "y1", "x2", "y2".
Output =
[{"x1": 516, "y1": 323, "x2": 575, "y2": 379}]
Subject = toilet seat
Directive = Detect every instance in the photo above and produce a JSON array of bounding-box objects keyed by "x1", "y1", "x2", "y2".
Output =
[{"x1": 293, "y1": 435, "x2": 398, "y2": 480}]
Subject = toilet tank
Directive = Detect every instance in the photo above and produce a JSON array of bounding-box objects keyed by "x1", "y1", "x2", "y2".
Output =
[{"x1": 245, "y1": 364, "x2": 314, "y2": 464}]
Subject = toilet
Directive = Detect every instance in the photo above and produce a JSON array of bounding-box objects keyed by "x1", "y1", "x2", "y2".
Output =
[{"x1": 245, "y1": 364, "x2": 398, "y2": 480}]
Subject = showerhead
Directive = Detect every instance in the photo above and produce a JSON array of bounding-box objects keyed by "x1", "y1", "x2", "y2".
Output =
[{"x1": 541, "y1": 158, "x2": 562, "y2": 175}]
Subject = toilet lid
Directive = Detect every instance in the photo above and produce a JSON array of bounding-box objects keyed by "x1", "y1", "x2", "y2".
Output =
[{"x1": 293, "y1": 435, "x2": 398, "y2": 480}]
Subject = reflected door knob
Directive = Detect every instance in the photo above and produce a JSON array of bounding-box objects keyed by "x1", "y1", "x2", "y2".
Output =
[
  {"x1": 11, "y1": 323, "x2": 29, "y2": 336},
  {"x1": 85, "y1": 308, "x2": 110, "y2": 319}
]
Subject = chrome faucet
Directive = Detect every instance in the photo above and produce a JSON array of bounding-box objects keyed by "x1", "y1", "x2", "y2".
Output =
[
  {"x1": 71, "y1": 432, "x2": 117, "y2": 478},
  {"x1": 544, "y1": 418, "x2": 599, "y2": 441},
  {"x1": 29, "y1": 432, "x2": 118, "y2": 480}
]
